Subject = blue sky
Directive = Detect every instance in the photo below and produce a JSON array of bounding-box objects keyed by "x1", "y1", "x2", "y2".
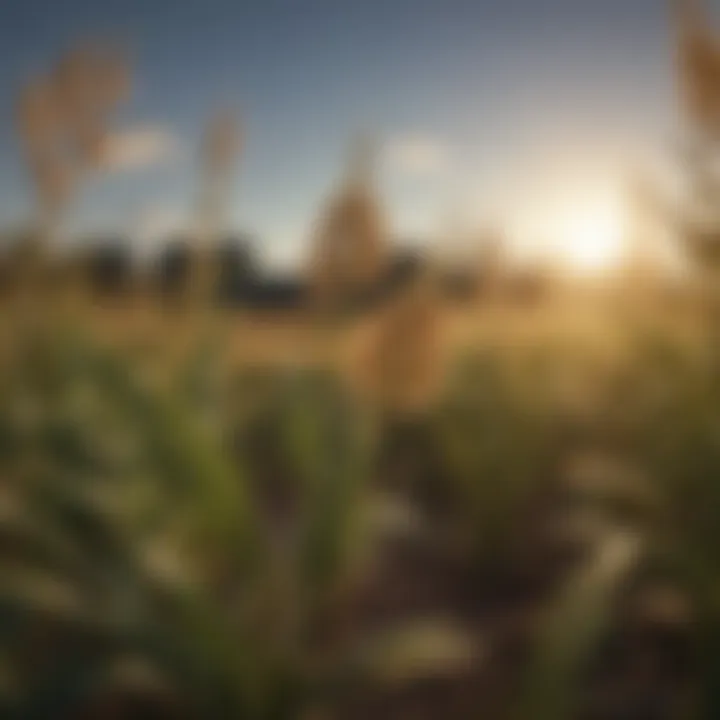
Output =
[{"x1": 0, "y1": 0, "x2": 684, "y2": 267}]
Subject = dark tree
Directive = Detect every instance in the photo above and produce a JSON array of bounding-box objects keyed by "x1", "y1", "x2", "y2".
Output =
[{"x1": 85, "y1": 237, "x2": 133, "y2": 298}]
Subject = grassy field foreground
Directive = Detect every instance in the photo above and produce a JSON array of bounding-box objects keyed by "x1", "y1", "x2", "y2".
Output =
[{"x1": 0, "y1": 283, "x2": 717, "y2": 719}]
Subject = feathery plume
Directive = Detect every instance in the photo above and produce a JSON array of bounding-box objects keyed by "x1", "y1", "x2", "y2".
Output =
[
  {"x1": 191, "y1": 110, "x2": 242, "y2": 303},
  {"x1": 676, "y1": 0, "x2": 720, "y2": 135},
  {"x1": 310, "y1": 134, "x2": 386, "y2": 308},
  {"x1": 16, "y1": 44, "x2": 130, "y2": 233},
  {"x1": 345, "y1": 272, "x2": 447, "y2": 415}
]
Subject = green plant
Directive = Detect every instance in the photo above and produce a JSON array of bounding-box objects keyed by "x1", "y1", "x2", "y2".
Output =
[
  {"x1": 433, "y1": 347, "x2": 560, "y2": 574},
  {"x1": 0, "y1": 317, "x2": 439, "y2": 718}
]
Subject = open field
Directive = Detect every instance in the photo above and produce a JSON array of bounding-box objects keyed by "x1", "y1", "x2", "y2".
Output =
[{"x1": 1, "y1": 282, "x2": 717, "y2": 718}]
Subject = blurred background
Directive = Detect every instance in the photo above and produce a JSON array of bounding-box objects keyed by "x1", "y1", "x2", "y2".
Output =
[{"x1": 2, "y1": 1, "x2": 720, "y2": 718}]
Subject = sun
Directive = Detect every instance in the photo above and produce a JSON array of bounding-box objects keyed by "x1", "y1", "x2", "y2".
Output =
[
  {"x1": 554, "y1": 199, "x2": 626, "y2": 274},
  {"x1": 502, "y1": 181, "x2": 629, "y2": 274}
]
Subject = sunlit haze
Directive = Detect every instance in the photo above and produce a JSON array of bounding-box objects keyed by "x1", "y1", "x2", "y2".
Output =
[{"x1": 0, "y1": 0, "x2": 675, "y2": 268}]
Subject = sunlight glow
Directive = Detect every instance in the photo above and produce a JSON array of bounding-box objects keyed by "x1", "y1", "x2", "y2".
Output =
[
  {"x1": 503, "y1": 177, "x2": 629, "y2": 275},
  {"x1": 552, "y1": 196, "x2": 626, "y2": 274}
]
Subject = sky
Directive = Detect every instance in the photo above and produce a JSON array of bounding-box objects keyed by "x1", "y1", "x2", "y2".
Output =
[{"x1": 0, "y1": 0, "x2": 686, "y2": 268}]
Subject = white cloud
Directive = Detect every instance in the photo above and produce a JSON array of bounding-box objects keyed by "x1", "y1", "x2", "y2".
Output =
[
  {"x1": 387, "y1": 134, "x2": 451, "y2": 176},
  {"x1": 103, "y1": 126, "x2": 179, "y2": 171}
]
